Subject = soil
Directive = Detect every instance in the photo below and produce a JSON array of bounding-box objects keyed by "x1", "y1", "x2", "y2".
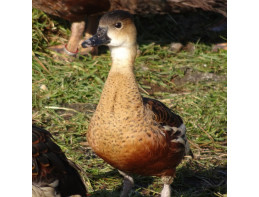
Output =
[{"x1": 141, "y1": 67, "x2": 226, "y2": 96}]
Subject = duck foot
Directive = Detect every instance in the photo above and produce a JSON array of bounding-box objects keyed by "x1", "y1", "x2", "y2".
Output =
[
  {"x1": 118, "y1": 170, "x2": 134, "y2": 197},
  {"x1": 48, "y1": 44, "x2": 78, "y2": 55},
  {"x1": 161, "y1": 176, "x2": 174, "y2": 197},
  {"x1": 49, "y1": 15, "x2": 99, "y2": 58},
  {"x1": 48, "y1": 21, "x2": 85, "y2": 61},
  {"x1": 212, "y1": 43, "x2": 227, "y2": 52},
  {"x1": 48, "y1": 44, "x2": 67, "y2": 54},
  {"x1": 48, "y1": 43, "x2": 98, "y2": 58},
  {"x1": 78, "y1": 43, "x2": 98, "y2": 56},
  {"x1": 48, "y1": 44, "x2": 76, "y2": 62}
]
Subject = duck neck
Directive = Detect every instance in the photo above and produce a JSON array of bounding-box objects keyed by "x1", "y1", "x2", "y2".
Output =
[
  {"x1": 95, "y1": 44, "x2": 144, "y2": 114},
  {"x1": 110, "y1": 45, "x2": 137, "y2": 73}
]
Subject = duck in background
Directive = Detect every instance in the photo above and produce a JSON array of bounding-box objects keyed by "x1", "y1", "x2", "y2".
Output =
[
  {"x1": 33, "y1": 0, "x2": 226, "y2": 57},
  {"x1": 82, "y1": 10, "x2": 193, "y2": 197},
  {"x1": 32, "y1": 125, "x2": 87, "y2": 197},
  {"x1": 111, "y1": 0, "x2": 226, "y2": 16},
  {"x1": 32, "y1": 0, "x2": 110, "y2": 56}
]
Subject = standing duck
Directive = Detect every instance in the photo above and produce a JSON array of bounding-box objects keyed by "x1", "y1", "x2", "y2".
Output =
[
  {"x1": 32, "y1": 125, "x2": 87, "y2": 197},
  {"x1": 33, "y1": 0, "x2": 226, "y2": 57},
  {"x1": 82, "y1": 10, "x2": 192, "y2": 197}
]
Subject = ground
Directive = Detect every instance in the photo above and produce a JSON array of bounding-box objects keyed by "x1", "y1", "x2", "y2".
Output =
[{"x1": 32, "y1": 9, "x2": 227, "y2": 197}]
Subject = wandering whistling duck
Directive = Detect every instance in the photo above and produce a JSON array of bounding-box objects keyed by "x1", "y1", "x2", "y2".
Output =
[
  {"x1": 82, "y1": 10, "x2": 192, "y2": 197},
  {"x1": 33, "y1": 0, "x2": 226, "y2": 57},
  {"x1": 32, "y1": 125, "x2": 87, "y2": 197}
]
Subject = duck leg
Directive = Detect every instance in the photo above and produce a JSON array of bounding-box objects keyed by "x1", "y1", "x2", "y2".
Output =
[
  {"x1": 80, "y1": 15, "x2": 99, "y2": 55},
  {"x1": 49, "y1": 21, "x2": 85, "y2": 57},
  {"x1": 65, "y1": 21, "x2": 86, "y2": 56},
  {"x1": 161, "y1": 176, "x2": 174, "y2": 197},
  {"x1": 49, "y1": 16, "x2": 99, "y2": 58},
  {"x1": 118, "y1": 170, "x2": 134, "y2": 197}
]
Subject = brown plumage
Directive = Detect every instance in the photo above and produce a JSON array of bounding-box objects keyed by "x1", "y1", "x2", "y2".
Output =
[
  {"x1": 32, "y1": 125, "x2": 87, "y2": 197},
  {"x1": 82, "y1": 10, "x2": 192, "y2": 197},
  {"x1": 143, "y1": 97, "x2": 183, "y2": 127},
  {"x1": 111, "y1": 0, "x2": 226, "y2": 16},
  {"x1": 87, "y1": 73, "x2": 187, "y2": 177},
  {"x1": 32, "y1": 0, "x2": 110, "y2": 22},
  {"x1": 143, "y1": 97, "x2": 193, "y2": 158},
  {"x1": 33, "y1": 0, "x2": 226, "y2": 57},
  {"x1": 32, "y1": 0, "x2": 226, "y2": 22}
]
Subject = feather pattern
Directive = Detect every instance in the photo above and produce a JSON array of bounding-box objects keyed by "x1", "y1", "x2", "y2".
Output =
[
  {"x1": 143, "y1": 97, "x2": 193, "y2": 157},
  {"x1": 32, "y1": 0, "x2": 110, "y2": 22},
  {"x1": 33, "y1": 0, "x2": 226, "y2": 22},
  {"x1": 32, "y1": 125, "x2": 87, "y2": 197},
  {"x1": 143, "y1": 97, "x2": 183, "y2": 127}
]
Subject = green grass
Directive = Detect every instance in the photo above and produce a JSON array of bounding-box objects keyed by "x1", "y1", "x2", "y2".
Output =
[{"x1": 32, "y1": 9, "x2": 227, "y2": 197}]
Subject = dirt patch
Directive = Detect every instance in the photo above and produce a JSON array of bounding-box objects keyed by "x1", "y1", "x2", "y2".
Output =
[
  {"x1": 45, "y1": 103, "x2": 98, "y2": 120},
  {"x1": 63, "y1": 103, "x2": 97, "y2": 113},
  {"x1": 141, "y1": 67, "x2": 226, "y2": 96},
  {"x1": 172, "y1": 68, "x2": 226, "y2": 86}
]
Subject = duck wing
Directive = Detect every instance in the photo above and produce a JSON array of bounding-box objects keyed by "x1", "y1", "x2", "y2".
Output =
[
  {"x1": 143, "y1": 97, "x2": 183, "y2": 127},
  {"x1": 32, "y1": 125, "x2": 87, "y2": 197},
  {"x1": 143, "y1": 97, "x2": 193, "y2": 157}
]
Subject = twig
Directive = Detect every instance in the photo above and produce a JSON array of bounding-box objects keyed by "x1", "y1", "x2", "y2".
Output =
[
  {"x1": 32, "y1": 51, "x2": 51, "y2": 74},
  {"x1": 44, "y1": 106, "x2": 93, "y2": 119},
  {"x1": 187, "y1": 139, "x2": 201, "y2": 159},
  {"x1": 168, "y1": 15, "x2": 178, "y2": 25},
  {"x1": 197, "y1": 124, "x2": 215, "y2": 142},
  {"x1": 138, "y1": 85, "x2": 150, "y2": 95},
  {"x1": 188, "y1": 139, "x2": 202, "y2": 150},
  {"x1": 45, "y1": 106, "x2": 79, "y2": 113}
]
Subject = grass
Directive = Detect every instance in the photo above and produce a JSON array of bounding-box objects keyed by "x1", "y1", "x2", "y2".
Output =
[{"x1": 32, "y1": 8, "x2": 227, "y2": 197}]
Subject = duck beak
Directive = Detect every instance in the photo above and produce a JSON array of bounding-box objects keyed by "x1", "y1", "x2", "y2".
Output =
[{"x1": 81, "y1": 27, "x2": 111, "y2": 48}]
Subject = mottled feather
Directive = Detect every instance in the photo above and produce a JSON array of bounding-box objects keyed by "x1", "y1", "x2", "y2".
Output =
[
  {"x1": 143, "y1": 97, "x2": 183, "y2": 127},
  {"x1": 33, "y1": 0, "x2": 226, "y2": 23},
  {"x1": 32, "y1": 125, "x2": 87, "y2": 197}
]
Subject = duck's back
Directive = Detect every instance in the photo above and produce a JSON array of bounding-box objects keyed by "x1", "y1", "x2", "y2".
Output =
[
  {"x1": 32, "y1": 0, "x2": 110, "y2": 21},
  {"x1": 33, "y1": 0, "x2": 226, "y2": 22},
  {"x1": 111, "y1": 0, "x2": 227, "y2": 16},
  {"x1": 32, "y1": 125, "x2": 87, "y2": 197}
]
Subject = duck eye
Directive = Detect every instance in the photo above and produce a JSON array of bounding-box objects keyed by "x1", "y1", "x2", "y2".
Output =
[{"x1": 114, "y1": 22, "x2": 122, "y2": 28}]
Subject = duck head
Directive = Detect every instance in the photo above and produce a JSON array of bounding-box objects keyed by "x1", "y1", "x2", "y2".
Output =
[{"x1": 81, "y1": 10, "x2": 137, "y2": 49}]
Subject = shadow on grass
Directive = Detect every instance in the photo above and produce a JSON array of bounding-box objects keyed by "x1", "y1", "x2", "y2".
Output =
[
  {"x1": 88, "y1": 162, "x2": 226, "y2": 197},
  {"x1": 135, "y1": 11, "x2": 226, "y2": 45},
  {"x1": 171, "y1": 164, "x2": 227, "y2": 197}
]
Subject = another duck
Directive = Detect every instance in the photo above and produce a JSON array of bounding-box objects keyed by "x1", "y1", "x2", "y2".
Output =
[
  {"x1": 32, "y1": 125, "x2": 87, "y2": 197},
  {"x1": 32, "y1": 0, "x2": 110, "y2": 56},
  {"x1": 111, "y1": 0, "x2": 226, "y2": 16},
  {"x1": 82, "y1": 10, "x2": 192, "y2": 197},
  {"x1": 33, "y1": 0, "x2": 226, "y2": 57}
]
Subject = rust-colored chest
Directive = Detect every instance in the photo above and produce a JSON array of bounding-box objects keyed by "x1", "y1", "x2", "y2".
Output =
[{"x1": 87, "y1": 111, "x2": 184, "y2": 176}]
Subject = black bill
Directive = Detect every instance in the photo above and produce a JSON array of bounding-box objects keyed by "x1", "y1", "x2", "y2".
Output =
[{"x1": 81, "y1": 27, "x2": 111, "y2": 48}]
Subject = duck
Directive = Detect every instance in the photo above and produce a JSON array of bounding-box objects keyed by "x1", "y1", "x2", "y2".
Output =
[
  {"x1": 32, "y1": 0, "x2": 111, "y2": 56},
  {"x1": 111, "y1": 0, "x2": 226, "y2": 16},
  {"x1": 32, "y1": 125, "x2": 87, "y2": 197},
  {"x1": 33, "y1": 0, "x2": 226, "y2": 57},
  {"x1": 81, "y1": 10, "x2": 192, "y2": 197}
]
